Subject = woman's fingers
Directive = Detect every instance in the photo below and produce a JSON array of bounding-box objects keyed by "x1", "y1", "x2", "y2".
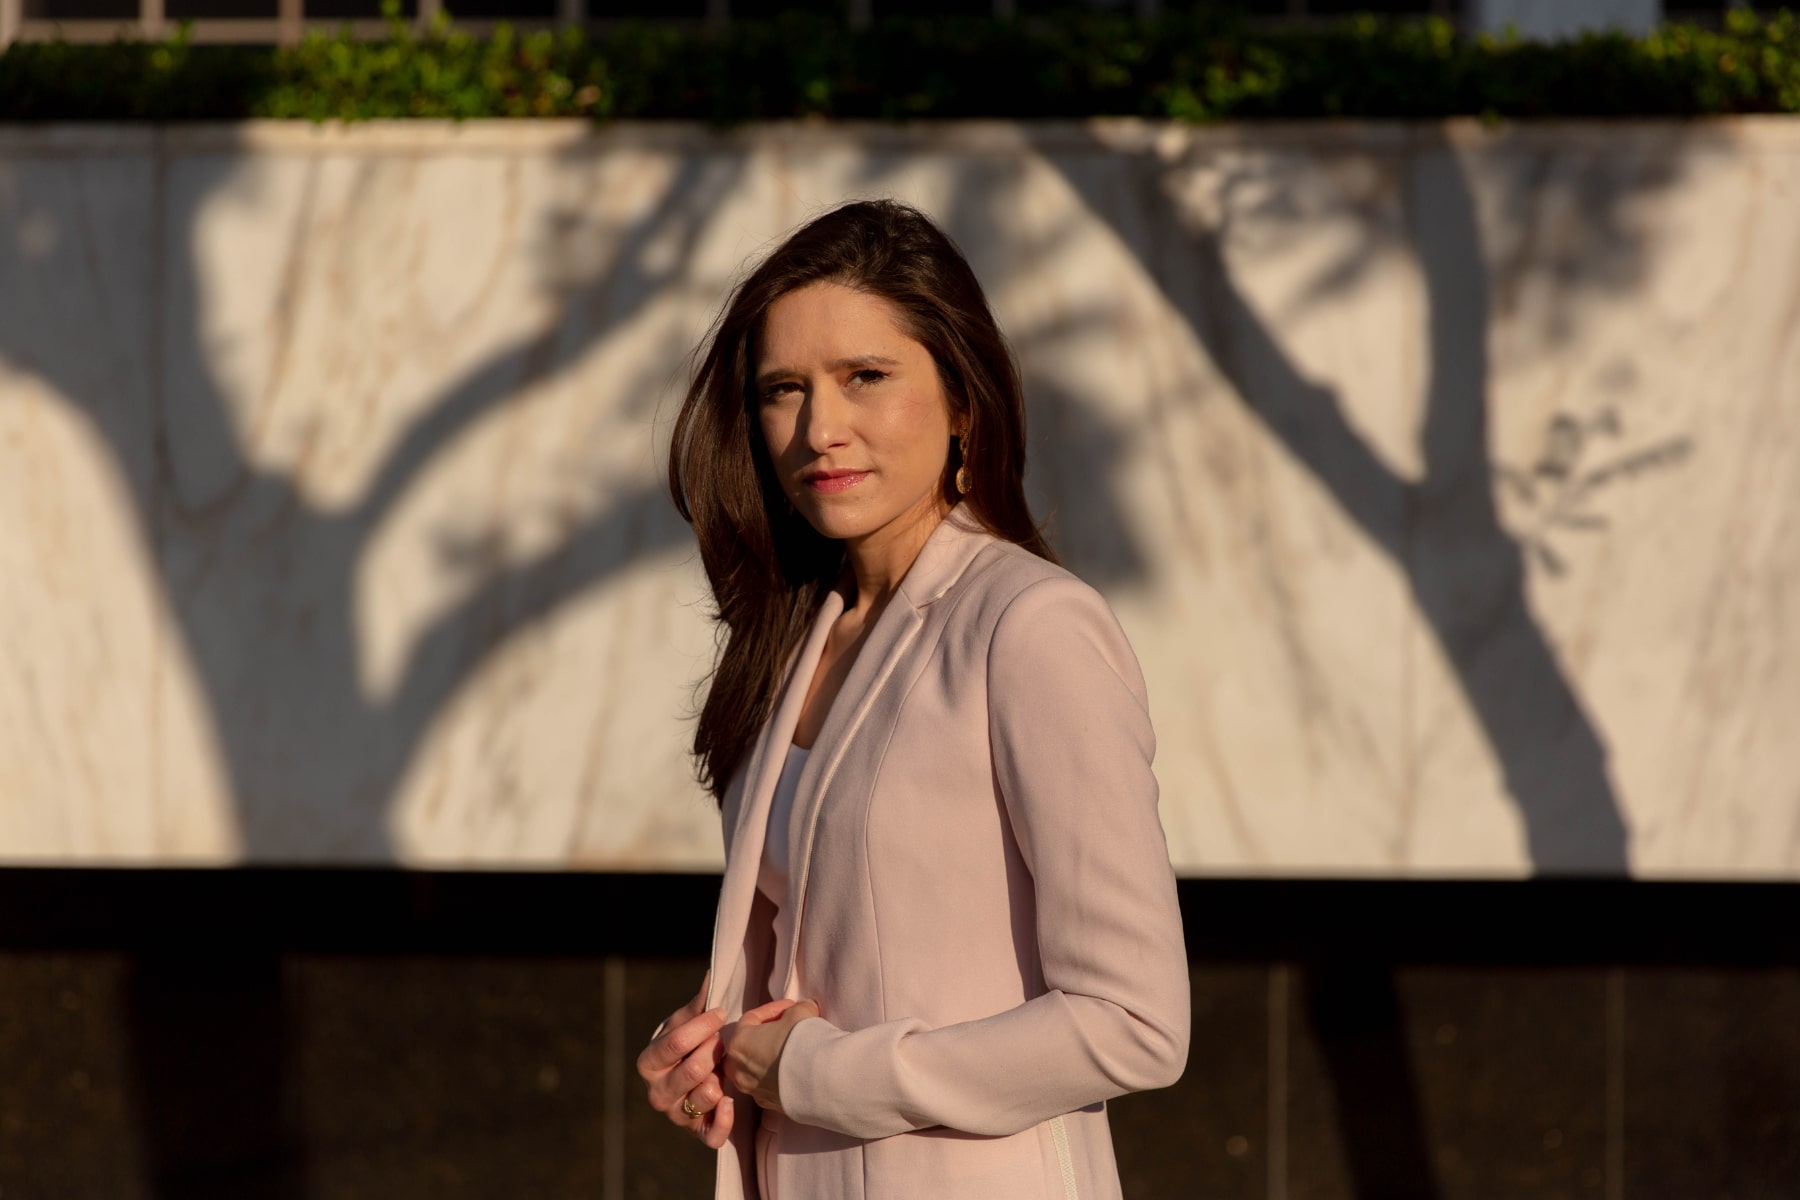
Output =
[
  {"x1": 738, "y1": 998, "x2": 817, "y2": 1040},
  {"x1": 701, "y1": 1096, "x2": 735, "y2": 1149},
  {"x1": 637, "y1": 1005, "x2": 727, "y2": 1078},
  {"x1": 686, "y1": 1074, "x2": 724, "y2": 1113},
  {"x1": 736, "y1": 997, "x2": 798, "y2": 1028},
  {"x1": 648, "y1": 1033, "x2": 724, "y2": 1111},
  {"x1": 665, "y1": 1070, "x2": 724, "y2": 1130}
]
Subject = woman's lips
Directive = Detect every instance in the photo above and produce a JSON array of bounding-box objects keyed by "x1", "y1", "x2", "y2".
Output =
[{"x1": 806, "y1": 471, "x2": 869, "y2": 494}]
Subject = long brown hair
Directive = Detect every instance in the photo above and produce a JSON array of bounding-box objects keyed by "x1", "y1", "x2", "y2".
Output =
[{"x1": 668, "y1": 199, "x2": 1054, "y2": 803}]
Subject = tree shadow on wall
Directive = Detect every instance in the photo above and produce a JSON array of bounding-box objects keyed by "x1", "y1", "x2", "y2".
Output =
[
  {"x1": 0, "y1": 135, "x2": 749, "y2": 1194},
  {"x1": 146, "y1": 146, "x2": 734, "y2": 866},
  {"x1": 1041, "y1": 126, "x2": 1695, "y2": 1197},
  {"x1": 923, "y1": 148, "x2": 1156, "y2": 587}
]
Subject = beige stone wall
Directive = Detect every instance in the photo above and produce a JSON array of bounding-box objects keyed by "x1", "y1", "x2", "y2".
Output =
[{"x1": 2, "y1": 118, "x2": 1795, "y2": 877}]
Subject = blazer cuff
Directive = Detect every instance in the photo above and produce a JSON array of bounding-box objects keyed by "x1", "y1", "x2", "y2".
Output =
[{"x1": 775, "y1": 1014, "x2": 925, "y2": 1141}]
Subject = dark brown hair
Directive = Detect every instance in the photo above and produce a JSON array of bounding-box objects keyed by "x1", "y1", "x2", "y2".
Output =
[{"x1": 668, "y1": 199, "x2": 1054, "y2": 803}]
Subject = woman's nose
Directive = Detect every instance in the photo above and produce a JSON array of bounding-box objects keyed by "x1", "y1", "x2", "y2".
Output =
[{"x1": 802, "y1": 385, "x2": 851, "y2": 453}]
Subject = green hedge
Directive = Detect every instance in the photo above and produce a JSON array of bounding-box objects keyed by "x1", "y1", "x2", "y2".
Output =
[{"x1": 2, "y1": 6, "x2": 1796, "y2": 122}]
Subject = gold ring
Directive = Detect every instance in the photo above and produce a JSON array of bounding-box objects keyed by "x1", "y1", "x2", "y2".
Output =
[{"x1": 681, "y1": 1096, "x2": 704, "y2": 1120}]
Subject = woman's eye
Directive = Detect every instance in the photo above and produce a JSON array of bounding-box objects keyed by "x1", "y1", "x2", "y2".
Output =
[
  {"x1": 851, "y1": 369, "x2": 887, "y2": 386},
  {"x1": 762, "y1": 383, "x2": 799, "y2": 403}
]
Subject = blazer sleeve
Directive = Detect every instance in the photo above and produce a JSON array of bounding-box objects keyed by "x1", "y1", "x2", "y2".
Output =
[{"x1": 776, "y1": 575, "x2": 1191, "y2": 1140}]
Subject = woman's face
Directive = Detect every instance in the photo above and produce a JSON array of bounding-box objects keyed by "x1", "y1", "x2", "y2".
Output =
[{"x1": 755, "y1": 281, "x2": 957, "y2": 550}]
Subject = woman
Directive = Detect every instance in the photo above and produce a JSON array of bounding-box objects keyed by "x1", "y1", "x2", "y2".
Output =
[{"x1": 639, "y1": 199, "x2": 1189, "y2": 1200}]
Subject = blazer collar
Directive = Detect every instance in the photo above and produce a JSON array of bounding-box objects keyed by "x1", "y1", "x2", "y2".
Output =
[
  {"x1": 896, "y1": 503, "x2": 994, "y2": 611},
  {"x1": 792, "y1": 503, "x2": 993, "y2": 797}
]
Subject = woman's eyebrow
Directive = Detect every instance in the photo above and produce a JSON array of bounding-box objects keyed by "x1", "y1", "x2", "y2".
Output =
[
  {"x1": 754, "y1": 355, "x2": 900, "y2": 390},
  {"x1": 833, "y1": 354, "x2": 900, "y2": 372}
]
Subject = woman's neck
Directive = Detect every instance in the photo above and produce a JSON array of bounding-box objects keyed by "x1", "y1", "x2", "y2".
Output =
[{"x1": 842, "y1": 497, "x2": 951, "y2": 619}]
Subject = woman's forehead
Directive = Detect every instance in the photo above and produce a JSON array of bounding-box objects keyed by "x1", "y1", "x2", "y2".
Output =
[{"x1": 758, "y1": 283, "x2": 919, "y2": 364}]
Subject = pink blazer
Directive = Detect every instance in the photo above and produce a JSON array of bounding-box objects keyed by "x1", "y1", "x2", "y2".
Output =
[{"x1": 704, "y1": 507, "x2": 1190, "y2": 1200}]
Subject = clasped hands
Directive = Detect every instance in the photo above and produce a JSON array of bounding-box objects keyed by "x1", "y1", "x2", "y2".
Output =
[{"x1": 636, "y1": 973, "x2": 821, "y2": 1148}]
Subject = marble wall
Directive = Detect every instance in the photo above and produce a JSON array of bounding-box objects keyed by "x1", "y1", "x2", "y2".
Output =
[{"x1": 1, "y1": 118, "x2": 1795, "y2": 877}]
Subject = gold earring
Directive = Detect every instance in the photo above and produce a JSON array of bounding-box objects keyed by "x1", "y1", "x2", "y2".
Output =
[{"x1": 954, "y1": 426, "x2": 972, "y2": 494}]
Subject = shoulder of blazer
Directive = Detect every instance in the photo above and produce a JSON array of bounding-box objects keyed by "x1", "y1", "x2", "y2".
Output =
[
  {"x1": 900, "y1": 509, "x2": 1085, "y2": 614},
  {"x1": 942, "y1": 535, "x2": 1112, "y2": 637},
  {"x1": 969, "y1": 537, "x2": 1080, "y2": 597}
]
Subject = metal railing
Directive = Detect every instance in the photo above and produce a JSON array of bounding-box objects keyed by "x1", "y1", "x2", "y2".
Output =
[{"x1": 0, "y1": 0, "x2": 1477, "y2": 50}]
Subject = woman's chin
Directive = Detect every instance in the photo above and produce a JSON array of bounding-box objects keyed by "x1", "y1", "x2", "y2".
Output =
[
  {"x1": 794, "y1": 495, "x2": 873, "y2": 539},
  {"x1": 795, "y1": 489, "x2": 946, "y2": 548},
  {"x1": 798, "y1": 511, "x2": 871, "y2": 543}
]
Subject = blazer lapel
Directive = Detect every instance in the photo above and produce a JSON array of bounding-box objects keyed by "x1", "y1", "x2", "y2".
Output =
[
  {"x1": 705, "y1": 585, "x2": 843, "y2": 1013},
  {"x1": 773, "y1": 507, "x2": 995, "y2": 997}
]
